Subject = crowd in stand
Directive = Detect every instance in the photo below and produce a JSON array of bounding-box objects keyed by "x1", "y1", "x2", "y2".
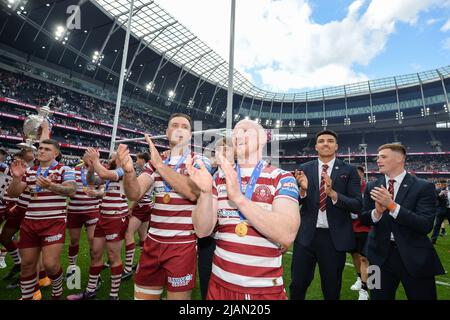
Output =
[{"x1": 0, "y1": 69, "x2": 166, "y2": 136}]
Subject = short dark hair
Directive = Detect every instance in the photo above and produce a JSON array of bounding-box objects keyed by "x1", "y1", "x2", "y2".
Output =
[
  {"x1": 137, "y1": 152, "x2": 150, "y2": 163},
  {"x1": 357, "y1": 166, "x2": 365, "y2": 173},
  {"x1": 0, "y1": 148, "x2": 7, "y2": 156},
  {"x1": 40, "y1": 139, "x2": 61, "y2": 152},
  {"x1": 316, "y1": 129, "x2": 338, "y2": 142},
  {"x1": 168, "y1": 113, "x2": 192, "y2": 129},
  {"x1": 439, "y1": 179, "x2": 447, "y2": 184},
  {"x1": 378, "y1": 143, "x2": 406, "y2": 156}
]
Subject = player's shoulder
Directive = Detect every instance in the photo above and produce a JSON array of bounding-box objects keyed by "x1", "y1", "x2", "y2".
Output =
[{"x1": 264, "y1": 163, "x2": 293, "y2": 178}]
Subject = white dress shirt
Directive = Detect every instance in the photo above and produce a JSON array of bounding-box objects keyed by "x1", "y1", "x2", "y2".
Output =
[
  {"x1": 371, "y1": 170, "x2": 407, "y2": 241},
  {"x1": 316, "y1": 158, "x2": 336, "y2": 229}
]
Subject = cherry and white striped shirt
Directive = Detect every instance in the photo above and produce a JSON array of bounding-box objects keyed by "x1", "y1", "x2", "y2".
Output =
[
  {"x1": 68, "y1": 166, "x2": 101, "y2": 214},
  {"x1": 99, "y1": 168, "x2": 129, "y2": 217},
  {"x1": 22, "y1": 163, "x2": 75, "y2": 220},
  {"x1": 211, "y1": 162, "x2": 299, "y2": 294},
  {"x1": 136, "y1": 165, "x2": 154, "y2": 209},
  {"x1": 142, "y1": 152, "x2": 212, "y2": 244}
]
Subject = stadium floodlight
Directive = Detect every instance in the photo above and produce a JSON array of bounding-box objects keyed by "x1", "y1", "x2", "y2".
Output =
[
  {"x1": 234, "y1": 114, "x2": 240, "y2": 121},
  {"x1": 167, "y1": 90, "x2": 176, "y2": 102},
  {"x1": 205, "y1": 104, "x2": 212, "y2": 114},
  {"x1": 92, "y1": 50, "x2": 104, "y2": 65},
  {"x1": 289, "y1": 120, "x2": 295, "y2": 127},
  {"x1": 395, "y1": 112, "x2": 404, "y2": 124},
  {"x1": 321, "y1": 119, "x2": 328, "y2": 127},
  {"x1": 444, "y1": 104, "x2": 448, "y2": 113},
  {"x1": 221, "y1": 111, "x2": 226, "y2": 119},
  {"x1": 368, "y1": 115, "x2": 376, "y2": 123},
  {"x1": 187, "y1": 98, "x2": 195, "y2": 108},
  {"x1": 303, "y1": 120, "x2": 310, "y2": 127},
  {"x1": 344, "y1": 117, "x2": 351, "y2": 126},
  {"x1": 244, "y1": 116, "x2": 249, "y2": 120},
  {"x1": 54, "y1": 25, "x2": 65, "y2": 41}
]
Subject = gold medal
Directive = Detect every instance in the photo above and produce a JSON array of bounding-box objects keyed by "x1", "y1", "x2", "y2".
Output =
[
  {"x1": 82, "y1": 187, "x2": 88, "y2": 193},
  {"x1": 163, "y1": 193, "x2": 171, "y2": 204},
  {"x1": 235, "y1": 222, "x2": 248, "y2": 237}
]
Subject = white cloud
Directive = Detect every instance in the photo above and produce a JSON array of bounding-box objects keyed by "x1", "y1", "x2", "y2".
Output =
[
  {"x1": 156, "y1": 0, "x2": 443, "y2": 91},
  {"x1": 441, "y1": 19, "x2": 450, "y2": 32}
]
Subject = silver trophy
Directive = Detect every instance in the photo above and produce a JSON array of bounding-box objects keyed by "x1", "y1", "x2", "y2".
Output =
[{"x1": 17, "y1": 97, "x2": 57, "y2": 151}]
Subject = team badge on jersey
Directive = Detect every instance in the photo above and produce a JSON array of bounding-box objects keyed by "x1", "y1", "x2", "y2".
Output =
[{"x1": 255, "y1": 185, "x2": 271, "y2": 202}]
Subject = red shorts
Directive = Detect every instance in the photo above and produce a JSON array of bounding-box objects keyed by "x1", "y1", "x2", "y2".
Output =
[
  {"x1": 134, "y1": 237, "x2": 197, "y2": 292},
  {"x1": 207, "y1": 275, "x2": 288, "y2": 300},
  {"x1": 18, "y1": 218, "x2": 66, "y2": 249},
  {"x1": 4, "y1": 205, "x2": 26, "y2": 231},
  {"x1": 131, "y1": 205, "x2": 151, "y2": 223},
  {"x1": 67, "y1": 210, "x2": 100, "y2": 229},
  {"x1": 94, "y1": 215, "x2": 128, "y2": 242}
]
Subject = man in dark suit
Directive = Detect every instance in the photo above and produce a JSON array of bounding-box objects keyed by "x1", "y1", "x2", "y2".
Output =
[
  {"x1": 430, "y1": 180, "x2": 450, "y2": 244},
  {"x1": 290, "y1": 130, "x2": 362, "y2": 300},
  {"x1": 360, "y1": 144, "x2": 444, "y2": 300}
]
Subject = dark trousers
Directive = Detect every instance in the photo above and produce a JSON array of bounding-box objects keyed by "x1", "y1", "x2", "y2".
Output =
[
  {"x1": 370, "y1": 242, "x2": 437, "y2": 300},
  {"x1": 431, "y1": 209, "x2": 450, "y2": 241},
  {"x1": 290, "y1": 229, "x2": 346, "y2": 300},
  {"x1": 197, "y1": 236, "x2": 216, "y2": 300}
]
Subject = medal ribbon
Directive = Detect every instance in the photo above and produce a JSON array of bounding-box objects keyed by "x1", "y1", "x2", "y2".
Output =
[
  {"x1": 80, "y1": 166, "x2": 88, "y2": 187},
  {"x1": 236, "y1": 160, "x2": 265, "y2": 221},
  {"x1": 162, "y1": 149, "x2": 190, "y2": 192},
  {"x1": 35, "y1": 160, "x2": 58, "y2": 193}
]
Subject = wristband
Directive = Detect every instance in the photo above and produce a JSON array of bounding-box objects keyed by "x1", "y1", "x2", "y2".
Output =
[{"x1": 387, "y1": 202, "x2": 396, "y2": 212}]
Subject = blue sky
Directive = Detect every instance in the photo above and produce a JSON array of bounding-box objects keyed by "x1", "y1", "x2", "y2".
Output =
[{"x1": 158, "y1": 0, "x2": 450, "y2": 92}]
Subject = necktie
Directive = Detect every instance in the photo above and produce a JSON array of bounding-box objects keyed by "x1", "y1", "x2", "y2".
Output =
[
  {"x1": 319, "y1": 164, "x2": 329, "y2": 212},
  {"x1": 388, "y1": 179, "x2": 395, "y2": 200}
]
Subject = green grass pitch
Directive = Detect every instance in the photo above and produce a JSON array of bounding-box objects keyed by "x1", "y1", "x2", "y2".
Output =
[{"x1": 0, "y1": 228, "x2": 450, "y2": 300}]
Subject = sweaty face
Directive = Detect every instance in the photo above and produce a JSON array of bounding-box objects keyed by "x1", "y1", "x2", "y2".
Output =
[
  {"x1": 166, "y1": 117, "x2": 192, "y2": 147},
  {"x1": 315, "y1": 134, "x2": 338, "y2": 158},
  {"x1": 37, "y1": 143, "x2": 58, "y2": 163},
  {"x1": 376, "y1": 149, "x2": 404, "y2": 175}
]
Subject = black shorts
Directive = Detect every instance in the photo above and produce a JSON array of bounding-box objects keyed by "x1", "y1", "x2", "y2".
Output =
[{"x1": 350, "y1": 232, "x2": 368, "y2": 256}]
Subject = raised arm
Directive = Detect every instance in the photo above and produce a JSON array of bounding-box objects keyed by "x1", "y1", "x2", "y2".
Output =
[
  {"x1": 221, "y1": 158, "x2": 300, "y2": 248},
  {"x1": 6, "y1": 160, "x2": 28, "y2": 198},
  {"x1": 85, "y1": 148, "x2": 120, "y2": 181},
  {"x1": 187, "y1": 157, "x2": 217, "y2": 238},
  {"x1": 116, "y1": 144, "x2": 154, "y2": 201},
  {"x1": 146, "y1": 135, "x2": 200, "y2": 202}
]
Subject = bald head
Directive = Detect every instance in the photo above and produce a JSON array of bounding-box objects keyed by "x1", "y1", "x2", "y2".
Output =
[{"x1": 232, "y1": 120, "x2": 267, "y2": 164}]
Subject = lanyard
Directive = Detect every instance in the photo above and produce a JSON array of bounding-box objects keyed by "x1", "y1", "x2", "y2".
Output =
[
  {"x1": 35, "y1": 160, "x2": 58, "y2": 192},
  {"x1": 236, "y1": 160, "x2": 265, "y2": 220},
  {"x1": 162, "y1": 149, "x2": 190, "y2": 192},
  {"x1": 80, "y1": 166, "x2": 87, "y2": 187}
]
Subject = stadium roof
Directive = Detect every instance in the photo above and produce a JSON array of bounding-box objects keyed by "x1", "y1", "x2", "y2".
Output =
[
  {"x1": 92, "y1": 0, "x2": 450, "y2": 102},
  {"x1": 0, "y1": 0, "x2": 449, "y2": 115}
]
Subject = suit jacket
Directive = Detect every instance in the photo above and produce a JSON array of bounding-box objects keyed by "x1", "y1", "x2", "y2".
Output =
[
  {"x1": 295, "y1": 158, "x2": 362, "y2": 251},
  {"x1": 360, "y1": 174, "x2": 445, "y2": 277}
]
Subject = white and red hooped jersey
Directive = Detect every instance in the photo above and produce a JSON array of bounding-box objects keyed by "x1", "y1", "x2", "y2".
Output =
[
  {"x1": 99, "y1": 168, "x2": 128, "y2": 217},
  {"x1": 22, "y1": 163, "x2": 75, "y2": 220},
  {"x1": 142, "y1": 152, "x2": 212, "y2": 244},
  {"x1": 211, "y1": 162, "x2": 299, "y2": 294},
  {"x1": 68, "y1": 166, "x2": 101, "y2": 214},
  {"x1": 136, "y1": 164, "x2": 154, "y2": 209},
  {"x1": 0, "y1": 163, "x2": 11, "y2": 210}
]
